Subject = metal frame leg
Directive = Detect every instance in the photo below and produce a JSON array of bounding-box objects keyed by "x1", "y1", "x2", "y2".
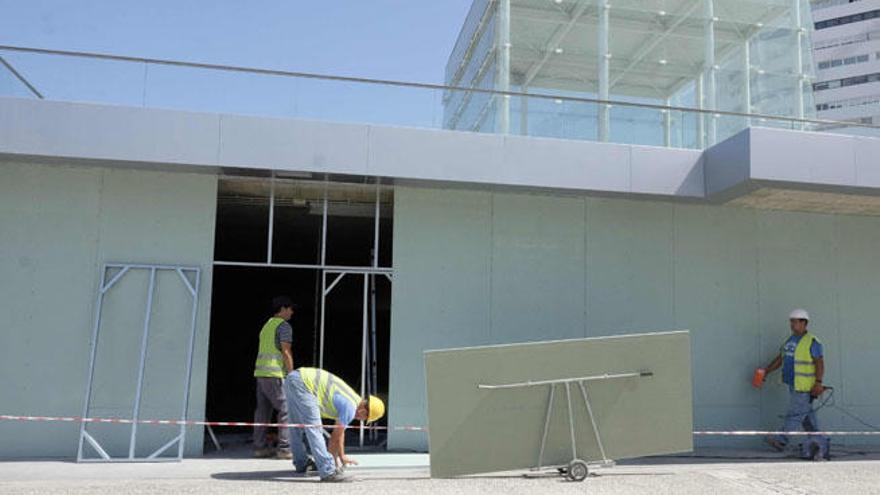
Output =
[
  {"x1": 536, "y1": 384, "x2": 555, "y2": 470},
  {"x1": 565, "y1": 383, "x2": 577, "y2": 461},
  {"x1": 578, "y1": 381, "x2": 610, "y2": 464}
]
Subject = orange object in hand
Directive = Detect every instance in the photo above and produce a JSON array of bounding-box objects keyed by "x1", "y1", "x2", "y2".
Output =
[{"x1": 752, "y1": 368, "x2": 766, "y2": 388}]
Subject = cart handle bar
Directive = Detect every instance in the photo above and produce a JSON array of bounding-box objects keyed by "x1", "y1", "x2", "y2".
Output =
[{"x1": 477, "y1": 371, "x2": 653, "y2": 390}]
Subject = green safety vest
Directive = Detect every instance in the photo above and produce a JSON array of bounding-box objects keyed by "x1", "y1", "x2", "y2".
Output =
[
  {"x1": 299, "y1": 367, "x2": 361, "y2": 421},
  {"x1": 793, "y1": 333, "x2": 820, "y2": 393},
  {"x1": 253, "y1": 317, "x2": 286, "y2": 378}
]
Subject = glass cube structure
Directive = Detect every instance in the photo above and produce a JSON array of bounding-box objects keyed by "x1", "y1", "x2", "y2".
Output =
[{"x1": 443, "y1": 0, "x2": 816, "y2": 148}]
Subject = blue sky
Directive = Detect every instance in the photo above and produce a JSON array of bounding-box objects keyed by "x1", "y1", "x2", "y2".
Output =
[{"x1": 0, "y1": 1, "x2": 474, "y2": 124}]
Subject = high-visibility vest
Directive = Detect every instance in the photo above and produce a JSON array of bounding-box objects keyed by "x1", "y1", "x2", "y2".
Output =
[
  {"x1": 298, "y1": 367, "x2": 361, "y2": 421},
  {"x1": 253, "y1": 317, "x2": 286, "y2": 378},
  {"x1": 793, "y1": 333, "x2": 820, "y2": 393}
]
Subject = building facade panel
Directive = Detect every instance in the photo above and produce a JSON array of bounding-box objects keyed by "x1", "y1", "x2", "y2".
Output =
[
  {"x1": 388, "y1": 184, "x2": 880, "y2": 451},
  {"x1": 0, "y1": 160, "x2": 217, "y2": 458}
]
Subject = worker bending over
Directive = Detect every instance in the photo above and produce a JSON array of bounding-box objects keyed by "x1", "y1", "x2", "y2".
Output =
[
  {"x1": 284, "y1": 367, "x2": 385, "y2": 482},
  {"x1": 758, "y1": 309, "x2": 830, "y2": 461}
]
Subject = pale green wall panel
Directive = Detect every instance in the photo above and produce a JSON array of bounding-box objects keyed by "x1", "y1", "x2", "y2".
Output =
[
  {"x1": 0, "y1": 161, "x2": 217, "y2": 458},
  {"x1": 754, "y1": 210, "x2": 839, "y2": 431},
  {"x1": 672, "y1": 205, "x2": 760, "y2": 446},
  {"x1": 389, "y1": 185, "x2": 880, "y2": 452},
  {"x1": 0, "y1": 162, "x2": 103, "y2": 458},
  {"x1": 585, "y1": 198, "x2": 675, "y2": 336},
  {"x1": 489, "y1": 193, "x2": 586, "y2": 343},
  {"x1": 835, "y1": 215, "x2": 880, "y2": 435},
  {"x1": 388, "y1": 186, "x2": 492, "y2": 450},
  {"x1": 673, "y1": 206, "x2": 760, "y2": 408}
]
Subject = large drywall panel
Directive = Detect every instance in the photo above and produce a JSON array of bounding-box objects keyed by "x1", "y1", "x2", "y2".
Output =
[
  {"x1": 388, "y1": 187, "x2": 492, "y2": 450},
  {"x1": 0, "y1": 161, "x2": 217, "y2": 458},
  {"x1": 585, "y1": 198, "x2": 675, "y2": 336},
  {"x1": 673, "y1": 207, "x2": 760, "y2": 403},
  {"x1": 489, "y1": 193, "x2": 586, "y2": 343},
  {"x1": 0, "y1": 162, "x2": 102, "y2": 458},
  {"x1": 754, "y1": 210, "x2": 840, "y2": 430},
  {"x1": 425, "y1": 331, "x2": 693, "y2": 478},
  {"x1": 672, "y1": 205, "x2": 760, "y2": 445},
  {"x1": 835, "y1": 215, "x2": 880, "y2": 440}
]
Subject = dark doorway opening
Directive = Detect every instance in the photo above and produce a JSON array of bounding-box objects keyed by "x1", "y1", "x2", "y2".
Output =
[{"x1": 205, "y1": 178, "x2": 392, "y2": 454}]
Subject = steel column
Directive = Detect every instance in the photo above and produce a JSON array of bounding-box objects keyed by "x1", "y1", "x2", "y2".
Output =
[
  {"x1": 369, "y1": 183, "x2": 380, "y2": 441},
  {"x1": 743, "y1": 38, "x2": 752, "y2": 128},
  {"x1": 696, "y1": 73, "x2": 705, "y2": 148},
  {"x1": 359, "y1": 273, "x2": 369, "y2": 447},
  {"x1": 597, "y1": 0, "x2": 610, "y2": 142},
  {"x1": 318, "y1": 183, "x2": 328, "y2": 368},
  {"x1": 703, "y1": 0, "x2": 717, "y2": 145},
  {"x1": 663, "y1": 98, "x2": 672, "y2": 148},
  {"x1": 267, "y1": 175, "x2": 275, "y2": 263},
  {"x1": 496, "y1": 0, "x2": 511, "y2": 134},
  {"x1": 792, "y1": 0, "x2": 806, "y2": 128}
]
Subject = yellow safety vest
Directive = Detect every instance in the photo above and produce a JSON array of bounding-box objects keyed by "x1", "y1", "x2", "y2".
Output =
[
  {"x1": 793, "y1": 333, "x2": 820, "y2": 393},
  {"x1": 253, "y1": 317, "x2": 286, "y2": 378},
  {"x1": 298, "y1": 367, "x2": 361, "y2": 420}
]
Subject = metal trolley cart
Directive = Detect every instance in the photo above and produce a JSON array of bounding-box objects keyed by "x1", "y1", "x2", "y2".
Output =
[{"x1": 478, "y1": 370, "x2": 653, "y2": 482}]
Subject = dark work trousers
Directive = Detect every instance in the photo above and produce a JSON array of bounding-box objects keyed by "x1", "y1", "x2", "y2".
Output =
[{"x1": 253, "y1": 377, "x2": 290, "y2": 451}]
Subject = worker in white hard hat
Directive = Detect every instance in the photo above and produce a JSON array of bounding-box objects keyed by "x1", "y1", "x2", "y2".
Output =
[{"x1": 755, "y1": 309, "x2": 829, "y2": 460}]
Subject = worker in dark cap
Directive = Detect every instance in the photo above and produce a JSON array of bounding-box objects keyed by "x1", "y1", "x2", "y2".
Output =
[{"x1": 252, "y1": 295, "x2": 297, "y2": 459}]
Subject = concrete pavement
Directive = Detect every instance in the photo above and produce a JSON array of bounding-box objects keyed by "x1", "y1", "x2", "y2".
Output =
[{"x1": 2, "y1": 449, "x2": 880, "y2": 494}]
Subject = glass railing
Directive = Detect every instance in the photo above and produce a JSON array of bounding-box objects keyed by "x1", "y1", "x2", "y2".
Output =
[{"x1": 1, "y1": 45, "x2": 879, "y2": 150}]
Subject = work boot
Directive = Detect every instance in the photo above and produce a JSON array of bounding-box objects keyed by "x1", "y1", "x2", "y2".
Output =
[
  {"x1": 276, "y1": 449, "x2": 292, "y2": 460},
  {"x1": 809, "y1": 443, "x2": 829, "y2": 462},
  {"x1": 295, "y1": 456, "x2": 318, "y2": 474},
  {"x1": 765, "y1": 436, "x2": 785, "y2": 452},
  {"x1": 253, "y1": 447, "x2": 274, "y2": 458},
  {"x1": 320, "y1": 469, "x2": 353, "y2": 482}
]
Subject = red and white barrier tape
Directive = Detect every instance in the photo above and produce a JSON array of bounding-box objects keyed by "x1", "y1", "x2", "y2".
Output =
[
  {"x1": 693, "y1": 430, "x2": 880, "y2": 436},
  {"x1": 3, "y1": 415, "x2": 880, "y2": 436},
  {"x1": 0, "y1": 414, "x2": 426, "y2": 431}
]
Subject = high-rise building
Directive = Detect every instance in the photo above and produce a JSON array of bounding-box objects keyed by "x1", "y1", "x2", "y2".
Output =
[{"x1": 811, "y1": 0, "x2": 880, "y2": 133}]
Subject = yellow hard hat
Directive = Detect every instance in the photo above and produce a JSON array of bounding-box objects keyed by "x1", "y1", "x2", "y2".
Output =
[{"x1": 367, "y1": 395, "x2": 385, "y2": 423}]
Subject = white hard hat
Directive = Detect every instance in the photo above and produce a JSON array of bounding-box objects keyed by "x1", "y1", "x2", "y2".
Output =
[{"x1": 789, "y1": 308, "x2": 810, "y2": 321}]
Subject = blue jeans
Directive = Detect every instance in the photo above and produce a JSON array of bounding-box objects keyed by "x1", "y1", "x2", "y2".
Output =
[
  {"x1": 284, "y1": 371, "x2": 336, "y2": 478},
  {"x1": 774, "y1": 390, "x2": 829, "y2": 459}
]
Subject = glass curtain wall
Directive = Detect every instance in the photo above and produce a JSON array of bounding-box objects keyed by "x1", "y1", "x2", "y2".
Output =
[{"x1": 444, "y1": 0, "x2": 817, "y2": 148}]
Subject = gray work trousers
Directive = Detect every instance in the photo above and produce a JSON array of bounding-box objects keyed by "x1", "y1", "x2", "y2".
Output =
[{"x1": 253, "y1": 377, "x2": 290, "y2": 450}]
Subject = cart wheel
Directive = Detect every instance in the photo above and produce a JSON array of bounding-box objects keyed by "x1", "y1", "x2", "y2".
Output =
[{"x1": 567, "y1": 459, "x2": 589, "y2": 482}]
